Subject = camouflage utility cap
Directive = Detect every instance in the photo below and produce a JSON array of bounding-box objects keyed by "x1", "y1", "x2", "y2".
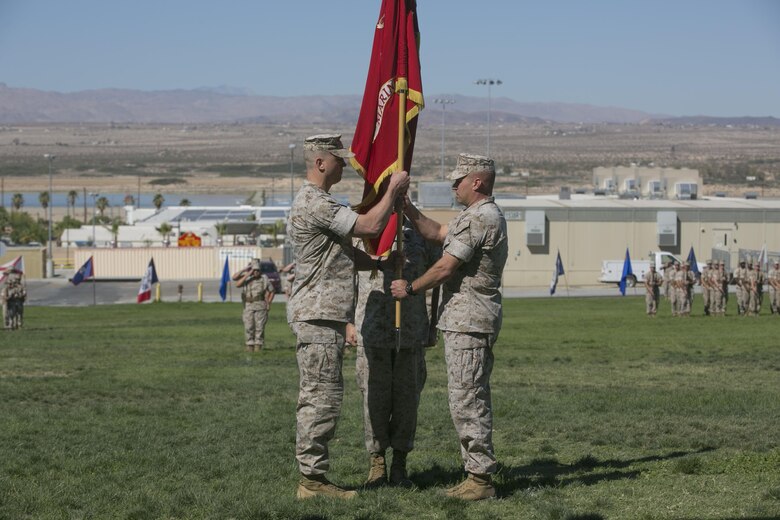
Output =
[
  {"x1": 448, "y1": 153, "x2": 495, "y2": 181},
  {"x1": 303, "y1": 134, "x2": 354, "y2": 158},
  {"x1": 251, "y1": 258, "x2": 262, "y2": 271}
]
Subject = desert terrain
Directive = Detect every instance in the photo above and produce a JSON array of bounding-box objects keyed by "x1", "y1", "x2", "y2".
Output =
[{"x1": 1, "y1": 121, "x2": 779, "y2": 205}]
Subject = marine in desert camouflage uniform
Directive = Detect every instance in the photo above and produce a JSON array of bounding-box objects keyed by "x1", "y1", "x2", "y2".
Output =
[
  {"x1": 349, "y1": 223, "x2": 438, "y2": 488},
  {"x1": 733, "y1": 260, "x2": 748, "y2": 315},
  {"x1": 768, "y1": 260, "x2": 780, "y2": 315},
  {"x1": 233, "y1": 258, "x2": 275, "y2": 351},
  {"x1": 747, "y1": 262, "x2": 765, "y2": 316},
  {"x1": 1, "y1": 269, "x2": 26, "y2": 330},
  {"x1": 392, "y1": 153, "x2": 508, "y2": 501},
  {"x1": 700, "y1": 261, "x2": 712, "y2": 315},
  {"x1": 669, "y1": 262, "x2": 680, "y2": 316},
  {"x1": 287, "y1": 134, "x2": 409, "y2": 500},
  {"x1": 644, "y1": 264, "x2": 663, "y2": 316}
]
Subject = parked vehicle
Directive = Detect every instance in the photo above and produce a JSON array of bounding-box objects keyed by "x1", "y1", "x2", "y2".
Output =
[
  {"x1": 599, "y1": 251, "x2": 705, "y2": 287},
  {"x1": 260, "y1": 260, "x2": 283, "y2": 294}
]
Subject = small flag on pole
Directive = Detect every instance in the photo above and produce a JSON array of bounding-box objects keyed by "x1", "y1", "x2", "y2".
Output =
[
  {"x1": 687, "y1": 246, "x2": 700, "y2": 276},
  {"x1": 219, "y1": 256, "x2": 230, "y2": 302},
  {"x1": 619, "y1": 248, "x2": 633, "y2": 296},
  {"x1": 550, "y1": 251, "x2": 564, "y2": 295},
  {"x1": 71, "y1": 256, "x2": 94, "y2": 286},
  {"x1": 137, "y1": 258, "x2": 159, "y2": 303}
]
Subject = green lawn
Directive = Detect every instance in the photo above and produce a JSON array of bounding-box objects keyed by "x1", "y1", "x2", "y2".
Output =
[{"x1": 1, "y1": 298, "x2": 779, "y2": 520}]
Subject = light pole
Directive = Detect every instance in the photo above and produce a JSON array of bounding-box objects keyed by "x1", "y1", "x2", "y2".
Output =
[
  {"x1": 89, "y1": 192, "x2": 99, "y2": 247},
  {"x1": 44, "y1": 154, "x2": 56, "y2": 277},
  {"x1": 475, "y1": 78, "x2": 502, "y2": 157},
  {"x1": 433, "y1": 98, "x2": 455, "y2": 179},
  {"x1": 289, "y1": 143, "x2": 296, "y2": 205}
]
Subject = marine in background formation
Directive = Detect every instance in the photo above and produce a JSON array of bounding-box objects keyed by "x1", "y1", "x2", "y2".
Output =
[
  {"x1": 733, "y1": 259, "x2": 749, "y2": 315},
  {"x1": 768, "y1": 260, "x2": 780, "y2": 315},
  {"x1": 668, "y1": 261, "x2": 680, "y2": 316},
  {"x1": 700, "y1": 260, "x2": 712, "y2": 315},
  {"x1": 747, "y1": 262, "x2": 765, "y2": 316},
  {"x1": 644, "y1": 263, "x2": 663, "y2": 316}
]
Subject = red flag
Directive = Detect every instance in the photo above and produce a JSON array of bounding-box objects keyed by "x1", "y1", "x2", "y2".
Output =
[{"x1": 350, "y1": 0, "x2": 423, "y2": 255}]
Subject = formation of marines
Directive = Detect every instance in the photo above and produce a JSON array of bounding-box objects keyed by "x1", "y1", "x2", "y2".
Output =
[{"x1": 658, "y1": 257, "x2": 780, "y2": 317}]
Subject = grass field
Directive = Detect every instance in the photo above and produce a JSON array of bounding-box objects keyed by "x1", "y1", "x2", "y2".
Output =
[{"x1": 1, "y1": 298, "x2": 779, "y2": 520}]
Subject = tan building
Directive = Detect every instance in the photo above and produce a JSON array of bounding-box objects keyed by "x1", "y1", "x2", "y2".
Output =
[
  {"x1": 592, "y1": 165, "x2": 702, "y2": 199},
  {"x1": 425, "y1": 194, "x2": 780, "y2": 288}
]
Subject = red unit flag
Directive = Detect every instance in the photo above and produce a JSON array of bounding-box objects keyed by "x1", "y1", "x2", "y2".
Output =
[{"x1": 350, "y1": 0, "x2": 423, "y2": 255}]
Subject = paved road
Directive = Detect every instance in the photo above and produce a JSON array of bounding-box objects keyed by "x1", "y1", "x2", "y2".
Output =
[{"x1": 23, "y1": 275, "x2": 642, "y2": 306}]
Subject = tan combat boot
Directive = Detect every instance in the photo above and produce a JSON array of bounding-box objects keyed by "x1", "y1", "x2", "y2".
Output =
[
  {"x1": 297, "y1": 474, "x2": 358, "y2": 500},
  {"x1": 389, "y1": 451, "x2": 413, "y2": 488},
  {"x1": 444, "y1": 473, "x2": 495, "y2": 501},
  {"x1": 365, "y1": 452, "x2": 387, "y2": 488}
]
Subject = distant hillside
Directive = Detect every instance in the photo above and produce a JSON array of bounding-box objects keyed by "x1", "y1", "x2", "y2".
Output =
[
  {"x1": 647, "y1": 115, "x2": 780, "y2": 128},
  {"x1": 0, "y1": 83, "x2": 775, "y2": 126}
]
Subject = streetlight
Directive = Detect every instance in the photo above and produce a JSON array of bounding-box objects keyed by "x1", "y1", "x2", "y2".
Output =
[
  {"x1": 289, "y1": 143, "x2": 296, "y2": 205},
  {"x1": 89, "y1": 192, "x2": 99, "y2": 247},
  {"x1": 44, "y1": 154, "x2": 56, "y2": 277},
  {"x1": 474, "y1": 78, "x2": 502, "y2": 157},
  {"x1": 433, "y1": 98, "x2": 455, "y2": 179}
]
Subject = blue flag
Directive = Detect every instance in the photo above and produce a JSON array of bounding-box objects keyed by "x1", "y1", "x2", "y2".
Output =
[
  {"x1": 619, "y1": 248, "x2": 633, "y2": 296},
  {"x1": 687, "y1": 246, "x2": 700, "y2": 276},
  {"x1": 71, "y1": 256, "x2": 94, "y2": 286},
  {"x1": 550, "y1": 251, "x2": 565, "y2": 295},
  {"x1": 219, "y1": 256, "x2": 230, "y2": 301}
]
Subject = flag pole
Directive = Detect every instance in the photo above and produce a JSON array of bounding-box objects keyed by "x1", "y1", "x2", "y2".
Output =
[
  {"x1": 91, "y1": 261, "x2": 96, "y2": 306},
  {"x1": 395, "y1": 5, "x2": 409, "y2": 352}
]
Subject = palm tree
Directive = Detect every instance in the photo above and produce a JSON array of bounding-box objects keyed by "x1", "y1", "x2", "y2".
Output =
[
  {"x1": 272, "y1": 218, "x2": 285, "y2": 246},
  {"x1": 96, "y1": 196, "x2": 109, "y2": 217},
  {"x1": 157, "y1": 222, "x2": 173, "y2": 247},
  {"x1": 67, "y1": 190, "x2": 78, "y2": 218},
  {"x1": 153, "y1": 193, "x2": 165, "y2": 211},
  {"x1": 104, "y1": 217, "x2": 122, "y2": 248},
  {"x1": 179, "y1": 198, "x2": 191, "y2": 207},
  {"x1": 214, "y1": 222, "x2": 227, "y2": 247},
  {"x1": 39, "y1": 191, "x2": 50, "y2": 212},
  {"x1": 11, "y1": 193, "x2": 24, "y2": 212}
]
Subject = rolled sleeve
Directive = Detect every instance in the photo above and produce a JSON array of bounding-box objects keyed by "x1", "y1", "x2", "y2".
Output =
[
  {"x1": 445, "y1": 237, "x2": 474, "y2": 263},
  {"x1": 330, "y1": 206, "x2": 359, "y2": 238}
]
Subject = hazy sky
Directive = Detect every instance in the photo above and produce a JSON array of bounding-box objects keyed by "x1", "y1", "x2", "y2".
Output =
[{"x1": 1, "y1": 0, "x2": 779, "y2": 117}]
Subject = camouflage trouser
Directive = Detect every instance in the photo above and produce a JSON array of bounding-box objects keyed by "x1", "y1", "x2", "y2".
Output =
[
  {"x1": 769, "y1": 287, "x2": 778, "y2": 314},
  {"x1": 443, "y1": 331, "x2": 497, "y2": 475},
  {"x1": 3, "y1": 300, "x2": 22, "y2": 329},
  {"x1": 355, "y1": 346, "x2": 427, "y2": 455},
  {"x1": 734, "y1": 287, "x2": 744, "y2": 314},
  {"x1": 645, "y1": 291, "x2": 659, "y2": 315},
  {"x1": 669, "y1": 289, "x2": 678, "y2": 315},
  {"x1": 748, "y1": 291, "x2": 762, "y2": 315},
  {"x1": 707, "y1": 288, "x2": 723, "y2": 314},
  {"x1": 294, "y1": 320, "x2": 346, "y2": 476},
  {"x1": 242, "y1": 302, "x2": 268, "y2": 347},
  {"x1": 702, "y1": 286, "x2": 710, "y2": 315},
  {"x1": 675, "y1": 288, "x2": 689, "y2": 315}
]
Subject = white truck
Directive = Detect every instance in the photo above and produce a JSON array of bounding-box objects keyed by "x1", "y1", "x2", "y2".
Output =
[{"x1": 599, "y1": 251, "x2": 705, "y2": 287}]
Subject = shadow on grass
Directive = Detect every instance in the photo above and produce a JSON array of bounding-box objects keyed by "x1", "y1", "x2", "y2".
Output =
[
  {"x1": 410, "y1": 447, "x2": 716, "y2": 498},
  {"x1": 497, "y1": 447, "x2": 716, "y2": 497}
]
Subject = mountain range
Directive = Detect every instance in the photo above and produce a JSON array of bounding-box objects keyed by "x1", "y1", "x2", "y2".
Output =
[{"x1": 1, "y1": 83, "x2": 778, "y2": 127}]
